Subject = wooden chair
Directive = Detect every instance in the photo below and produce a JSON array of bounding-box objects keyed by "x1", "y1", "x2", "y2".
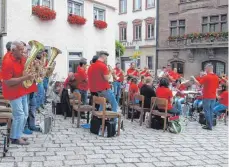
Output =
[
  {"x1": 71, "y1": 92, "x2": 94, "y2": 127},
  {"x1": 129, "y1": 94, "x2": 150, "y2": 126},
  {"x1": 92, "y1": 96, "x2": 121, "y2": 137},
  {"x1": 149, "y1": 97, "x2": 172, "y2": 131}
]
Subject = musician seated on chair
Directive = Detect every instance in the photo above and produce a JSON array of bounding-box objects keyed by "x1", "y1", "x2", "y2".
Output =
[
  {"x1": 127, "y1": 62, "x2": 139, "y2": 78},
  {"x1": 64, "y1": 72, "x2": 78, "y2": 93},
  {"x1": 129, "y1": 78, "x2": 139, "y2": 103},
  {"x1": 140, "y1": 67, "x2": 151, "y2": 77},
  {"x1": 156, "y1": 78, "x2": 180, "y2": 115},
  {"x1": 214, "y1": 84, "x2": 228, "y2": 118},
  {"x1": 174, "y1": 79, "x2": 188, "y2": 116},
  {"x1": 138, "y1": 76, "x2": 145, "y2": 90},
  {"x1": 1, "y1": 41, "x2": 35, "y2": 145},
  {"x1": 140, "y1": 77, "x2": 156, "y2": 109}
]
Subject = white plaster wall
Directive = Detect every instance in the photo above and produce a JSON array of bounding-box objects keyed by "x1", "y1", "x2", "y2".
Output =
[{"x1": 3, "y1": 0, "x2": 116, "y2": 80}]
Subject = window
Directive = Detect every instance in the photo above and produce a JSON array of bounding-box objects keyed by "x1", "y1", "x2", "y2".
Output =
[
  {"x1": 202, "y1": 61, "x2": 225, "y2": 75},
  {"x1": 147, "y1": 56, "x2": 153, "y2": 69},
  {"x1": 133, "y1": 0, "x2": 142, "y2": 11},
  {"x1": 120, "y1": 0, "x2": 127, "y2": 13},
  {"x1": 202, "y1": 14, "x2": 227, "y2": 33},
  {"x1": 120, "y1": 27, "x2": 127, "y2": 41},
  {"x1": 134, "y1": 25, "x2": 142, "y2": 40},
  {"x1": 32, "y1": 0, "x2": 53, "y2": 9},
  {"x1": 146, "y1": 0, "x2": 155, "y2": 9},
  {"x1": 170, "y1": 20, "x2": 185, "y2": 36},
  {"x1": 94, "y1": 8, "x2": 105, "y2": 21},
  {"x1": 147, "y1": 24, "x2": 154, "y2": 39},
  {"x1": 68, "y1": 0, "x2": 83, "y2": 16}
]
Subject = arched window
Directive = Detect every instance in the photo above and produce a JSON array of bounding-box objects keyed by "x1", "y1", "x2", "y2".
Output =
[
  {"x1": 202, "y1": 60, "x2": 225, "y2": 75},
  {"x1": 171, "y1": 61, "x2": 185, "y2": 75}
]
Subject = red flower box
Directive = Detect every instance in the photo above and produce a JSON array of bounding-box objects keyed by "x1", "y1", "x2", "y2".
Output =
[
  {"x1": 32, "y1": 6, "x2": 56, "y2": 21},
  {"x1": 68, "y1": 14, "x2": 86, "y2": 25},
  {"x1": 94, "y1": 20, "x2": 108, "y2": 29}
]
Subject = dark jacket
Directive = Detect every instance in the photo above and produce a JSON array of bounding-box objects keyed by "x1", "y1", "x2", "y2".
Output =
[{"x1": 140, "y1": 84, "x2": 156, "y2": 108}]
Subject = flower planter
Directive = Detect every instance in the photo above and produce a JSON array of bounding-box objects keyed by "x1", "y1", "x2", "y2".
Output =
[
  {"x1": 32, "y1": 6, "x2": 56, "y2": 21},
  {"x1": 168, "y1": 32, "x2": 228, "y2": 42},
  {"x1": 68, "y1": 14, "x2": 86, "y2": 25},
  {"x1": 94, "y1": 20, "x2": 108, "y2": 29}
]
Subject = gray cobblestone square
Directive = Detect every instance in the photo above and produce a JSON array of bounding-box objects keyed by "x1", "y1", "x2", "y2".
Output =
[{"x1": 0, "y1": 112, "x2": 227, "y2": 167}]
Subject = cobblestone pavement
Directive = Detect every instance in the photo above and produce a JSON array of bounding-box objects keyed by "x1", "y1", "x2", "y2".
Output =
[{"x1": 0, "y1": 105, "x2": 228, "y2": 167}]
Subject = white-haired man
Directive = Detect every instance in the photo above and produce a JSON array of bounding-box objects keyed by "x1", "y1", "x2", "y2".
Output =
[
  {"x1": 2, "y1": 41, "x2": 35, "y2": 145},
  {"x1": 191, "y1": 64, "x2": 219, "y2": 130}
]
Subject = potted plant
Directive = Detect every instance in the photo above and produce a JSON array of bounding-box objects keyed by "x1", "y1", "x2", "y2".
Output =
[
  {"x1": 68, "y1": 14, "x2": 86, "y2": 25},
  {"x1": 32, "y1": 6, "x2": 56, "y2": 21},
  {"x1": 94, "y1": 20, "x2": 108, "y2": 29}
]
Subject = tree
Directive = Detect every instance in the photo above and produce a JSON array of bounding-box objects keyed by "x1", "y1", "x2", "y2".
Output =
[{"x1": 115, "y1": 41, "x2": 125, "y2": 58}]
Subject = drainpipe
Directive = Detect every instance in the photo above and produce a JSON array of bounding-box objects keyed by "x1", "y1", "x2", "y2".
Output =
[
  {"x1": 155, "y1": 0, "x2": 159, "y2": 76},
  {"x1": 0, "y1": 0, "x2": 7, "y2": 62}
]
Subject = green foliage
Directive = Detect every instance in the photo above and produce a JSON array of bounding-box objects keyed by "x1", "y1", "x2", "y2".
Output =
[{"x1": 115, "y1": 41, "x2": 125, "y2": 57}]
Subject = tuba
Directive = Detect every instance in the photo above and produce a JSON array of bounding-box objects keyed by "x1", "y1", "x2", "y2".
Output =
[
  {"x1": 46, "y1": 47, "x2": 62, "y2": 77},
  {"x1": 23, "y1": 40, "x2": 45, "y2": 88}
]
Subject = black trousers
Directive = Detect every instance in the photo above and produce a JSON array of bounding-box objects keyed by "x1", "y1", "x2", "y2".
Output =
[{"x1": 90, "y1": 92, "x2": 100, "y2": 111}]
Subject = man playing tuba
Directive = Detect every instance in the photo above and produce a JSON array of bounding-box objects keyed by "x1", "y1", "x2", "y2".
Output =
[{"x1": 1, "y1": 41, "x2": 36, "y2": 145}]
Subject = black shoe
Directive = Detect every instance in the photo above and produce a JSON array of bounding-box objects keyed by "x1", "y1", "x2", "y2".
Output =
[{"x1": 202, "y1": 125, "x2": 212, "y2": 130}]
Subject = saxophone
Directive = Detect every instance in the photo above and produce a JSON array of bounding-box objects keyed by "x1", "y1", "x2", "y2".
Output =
[
  {"x1": 46, "y1": 47, "x2": 62, "y2": 77},
  {"x1": 23, "y1": 40, "x2": 45, "y2": 88}
]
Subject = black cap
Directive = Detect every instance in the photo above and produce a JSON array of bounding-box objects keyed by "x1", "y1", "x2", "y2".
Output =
[
  {"x1": 80, "y1": 58, "x2": 87, "y2": 65},
  {"x1": 6, "y1": 42, "x2": 12, "y2": 51},
  {"x1": 92, "y1": 55, "x2": 99, "y2": 63}
]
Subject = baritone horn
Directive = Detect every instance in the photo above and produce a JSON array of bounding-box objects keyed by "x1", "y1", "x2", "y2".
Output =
[
  {"x1": 46, "y1": 47, "x2": 62, "y2": 77},
  {"x1": 23, "y1": 40, "x2": 45, "y2": 88}
]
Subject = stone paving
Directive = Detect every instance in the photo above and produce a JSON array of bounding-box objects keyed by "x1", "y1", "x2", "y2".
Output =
[{"x1": 0, "y1": 105, "x2": 228, "y2": 167}]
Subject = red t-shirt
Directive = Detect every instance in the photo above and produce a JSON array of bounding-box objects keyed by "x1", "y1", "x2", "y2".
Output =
[
  {"x1": 63, "y1": 74, "x2": 78, "y2": 89},
  {"x1": 156, "y1": 86, "x2": 173, "y2": 110},
  {"x1": 199, "y1": 73, "x2": 219, "y2": 99},
  {"x1": 127, "y1": 68, "x2": 139, "y2": 77},
  {"x1": 176, "y1": 84, "x2": 187, "y2": 98},
  {"x1": 129, "y1": 82, "x2": 139, "y2": 100},
  {"x1": 173, "y1": 72, "x2": 180, "y2": 80},
  {"x1": 219, "y1": 91, "x2": 228, "y2": 106},
  {"x1": 76, "y1": 66, "x2": 88, "y2": 91},
  {"x1": 1, "y1": 53, "x2": 28, "y2": 100},
  {"x1": 90, "y1": 60, "x2": 110, "y2": 92},
  {"x1": 114, "y1": 67, "x2": 124, "y2": 82},
  {"x1": 140, "y1": 70, "x2": 151, "y2": 77},
  {"x1": 138, "y1": 81, "x2": 144, "y2": 90},
  {"x1": 195, "y1": 76, "x2": 202, "y2": 83}
]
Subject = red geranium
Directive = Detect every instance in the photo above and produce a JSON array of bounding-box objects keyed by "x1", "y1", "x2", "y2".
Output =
[
  {"x1": 68, "y1": 14, "x2": 86, "y2": 25},
  {"x1": 94, "y1": 20, "x2": 108, "y2": 29},
  {"x1": 32, "y1": 6, "x2": 56, "y2": 21}
]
